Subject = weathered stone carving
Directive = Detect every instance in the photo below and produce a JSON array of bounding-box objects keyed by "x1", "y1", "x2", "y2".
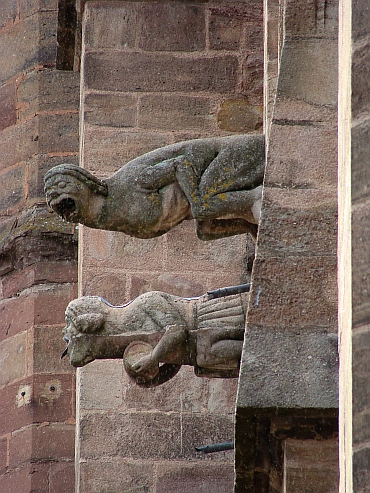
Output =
[
  {"x1": 62, "y1": 290, "x2": 248, "y2": 387},
  {"x1": 45, "y1": 135, "x2": 264, "y2": 240}
]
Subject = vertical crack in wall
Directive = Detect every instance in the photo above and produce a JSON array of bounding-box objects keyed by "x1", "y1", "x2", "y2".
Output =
[{"x1": 57, "y1": 0, "x2": 77, "y2": 70}]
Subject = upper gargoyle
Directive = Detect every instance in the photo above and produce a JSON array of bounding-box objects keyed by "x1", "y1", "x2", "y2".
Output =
[{"x1": 44, "y1": 134, "x2": 264, "y2": 240}]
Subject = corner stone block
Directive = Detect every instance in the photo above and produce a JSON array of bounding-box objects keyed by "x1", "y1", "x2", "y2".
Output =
[
  {"x1": 0, "y1": 378, "x2": 33, "y2": 437},
  {"x1": 33, "y1": 374, "x2": 74, "y2": 424},
  {"x1": 0, "y1": 82, "x2": 16, "y2": 131},
  {"x1": 0, "y1": 164, "x2": 26, "y2": 212},
  {"x1": 49, "y1": 462, "x2": 75, "y2": 493},
  {"x1": 352, "y1": 203, "x2": 370, "y2": 327},
  {"x1": 0, "y1": 332, "x2": 27, "y2": 388},
  {"x1": 0, "y1": 12, "x2": 58, "y2": 85},
  {"x1": 0, "y1": 0, "x2": 18, "y2": 29},
  {"x1": 238, "y1": 328, "x2": 338, "y2": 409}
]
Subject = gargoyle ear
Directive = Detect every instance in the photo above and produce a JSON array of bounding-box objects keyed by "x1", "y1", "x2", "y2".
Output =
[{"x1": 75, "y1": 313, "x2": 104, "y2": 333}]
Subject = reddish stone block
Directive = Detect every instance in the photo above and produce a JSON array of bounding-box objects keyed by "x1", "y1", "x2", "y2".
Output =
[
  {"x1": 284, "y1": 0, "x2": 338, "y2": 38},
  {"x1": 17, "y1": 70, "x2": 80, "y2": 120},
  {"x1": 353, "y1": 329, "x2": 370, "y2": 445},
  {"x1": 32, "y1": 373, "x2": 74, "y2": 424},
  {"x1": 9, "y1": 423, "x2": 74, "y2": 467},
  {"x1": 138, "y1": 95, "x2": 213, "y2": 132},
  {"x1": 0, "y1": 83, "x2": 16, "y2": 131},
  {"x1": 82, "y1": 271, "x2": 128, "y2": 305},
  {"x1": 0, "y1": 331, "x2": 27, "y2": 388},
  {"x1": 0, "y1": 296, "x2": 34, "y2": 341},
  {"x1": 138, "y1": 3, "x2": 205, "y2": 52},
  {"x1": 0, "y1": 164, "x2": 26, "y2": 212},
  {"x1": 0, "y1": 12, "x2": 58, "y2": 85},
  {"x1": 32, "y1": 325, "x2": 75, "y2": 374},
  {"x1": 33, "y1": 283, "x2": 77, "y2": 326},
  {"x1": 0, "y1": 118, "x2": 38, "y2": 170},
  {"x1": 155, "y1": 462, "x2": 234, "y2": 493},
  {"x1": 37, "y1": 112, "x2": 79, "y2": 155},
  {"x1": 84, "y1": 52, "x2": 239, "y2": 94},
  {"x1": 49, "y1": 461, "x2": 75, "y2": 493},
  {"x1": 0, "y1": 378, "x2": 33, "y2": 436}
]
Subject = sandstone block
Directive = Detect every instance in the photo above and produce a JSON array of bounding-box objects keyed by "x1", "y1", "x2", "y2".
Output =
[
  {"x1": 0, "y1": 12, "x2": 58, "y2": 85},
  {"x1": 0, "y1": 332, "x2": 27, "y2": 388},
  {"x1": 352, "y1": 41, "x2": 370, "y2": 120},
  {"x1": 257, "y1": 188, "x2": 337, "y2": 257},
  {"x1": 0, "y1": 0, "x2": 17, "y2": 29},
  {"x1": 33, "y1": 373, "x2": 74, "y2": 424},
  {"x1": 265, "y1": 123, "x2": 338, "y2": 189},
  {"x1": 352, "y1": 203, "x2": 370, "y2": 327},
  {"x1": 20, "y1": 0, "x2": 58, "y2": 19},
  {"x1": 0, "y1": 164, "x2": 26, "y2": 212},
  {"x1": 284, "y1": 439, "x2": 339, "y2": 493},
  {"x1": 49, "y1": 462, "x2": 75, "y2": 493},
  {"x1": 138, "y1": 95, "x2": 213, "y2": 132},
  {"x1": 32, "y1": 326, "x2": 76, "y2": 374},
  {"x1": 0, "y1": 83, "x2": 16, "y2": 131},
  {"x1": 353, "y1": 447, "x2": 370, "y2": 491},
  {"x1": 0, "y1": 296, "x2": 34, "y2": 341},
  {"x1": 278, "y1": 38, "x2": 337, "y2": 107},
  {"x1": 79, "y1": 458, "x2": 154, "y2": 493},
  {"x1": 0, "y1": 119, "x2": 38, "y2": 171},
  {"x1": 155, "y1": 462, "x2": 234, "y2": 493},
  {"x1": 353, "y1": 329, "x2": 370, "y2": 444},
  {"x1": 82, "y1": 127, "x2": 169, "y2": 174},
  {"x1": 84, "y1": 52, "x2": 239, "y2": 93},
  {"x1": 352, "y1": 118, "x2": 370, "y2": 203},
  {"x1": 84, "y1": 92, "x2": 137, "y2": 128},
  {"x1": 17, "y1": 70, "x2": 80, "y2": 120},
  {"x1": 238, "y1": 328, "x2": 338, "y2": 409},
  {"x1": 37, "y1": 113, "x2": 79, "y2": 154},
  {"x1": 209, "y1": 9, "x2": 244, "y2": 50},
  {"x1": 138, "y1": 3, "x2": 205, "y2": 51},
  {"x1": 352, "y1": 0, "x2": 370, "y2": 40},
  {"x1": 247, "y1": 256, "x2": 337, "y2": 328},
  {"x1": 284, "y1": 0, "x2": 338, "y2": 39},
  {"x1": 79, "y1": 412, "x2": 181, "y2": 460},
  {"x1": 10, "y1": 423, "x2": 75, "y2": 467},
  {"x1": 181, "y1": 413, "x2": 234, "y2": 458},
  {"x1": 84, "y1": 1, "x2": 137, "y2": 50},
  {"x1": 241, "y1": 54, "x2": 264, "y2": 104},
  {"x1": 78, "y1": 360, "x2": 122, "y2": 410},
  {"x1": 0, "y1": 378, "x2": 33, "y2": 436}
]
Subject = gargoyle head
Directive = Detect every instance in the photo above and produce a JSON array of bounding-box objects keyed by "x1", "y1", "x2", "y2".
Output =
[
  {"x1": 44, "y1": 164, "x2": 108, "y2": 223},
  {"x1": 62, "y1": 296, "x2": 109, "y2": 367}
]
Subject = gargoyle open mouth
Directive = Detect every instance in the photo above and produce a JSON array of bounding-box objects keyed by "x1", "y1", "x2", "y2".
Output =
[{"x1": 51, "y1": 197, "x2": 77, "y2": 221}]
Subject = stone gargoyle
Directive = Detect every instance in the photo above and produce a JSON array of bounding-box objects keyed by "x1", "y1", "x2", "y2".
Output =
[
  {"x1": 62, "y1": 288, "x2": 248, "y2": 387},
  {"x1": 45, "y1": 134, "x2": 264, "y2": 240}
]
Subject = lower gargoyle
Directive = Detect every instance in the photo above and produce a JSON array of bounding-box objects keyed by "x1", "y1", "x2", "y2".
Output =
[{"x1": 62, "y1": 288, "x2": 248, "y2": 387}]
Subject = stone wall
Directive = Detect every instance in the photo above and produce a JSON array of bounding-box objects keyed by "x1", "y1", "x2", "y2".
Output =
[
  {"x1": 76, "y1": 1, "x2": 263, "y2": 492},
  {"x1": 0, "y1": 1, "x2": 79, "y2": 491}
]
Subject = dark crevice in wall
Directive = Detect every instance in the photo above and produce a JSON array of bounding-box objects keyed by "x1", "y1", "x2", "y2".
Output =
[{"x1": 57, "y1": 0, "x2": 77, "y2": 70}]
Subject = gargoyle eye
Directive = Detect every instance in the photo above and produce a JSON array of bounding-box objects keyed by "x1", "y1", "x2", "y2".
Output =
[{"x1": 58, "y1": 181, "x2": 67, "y2": 189}]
